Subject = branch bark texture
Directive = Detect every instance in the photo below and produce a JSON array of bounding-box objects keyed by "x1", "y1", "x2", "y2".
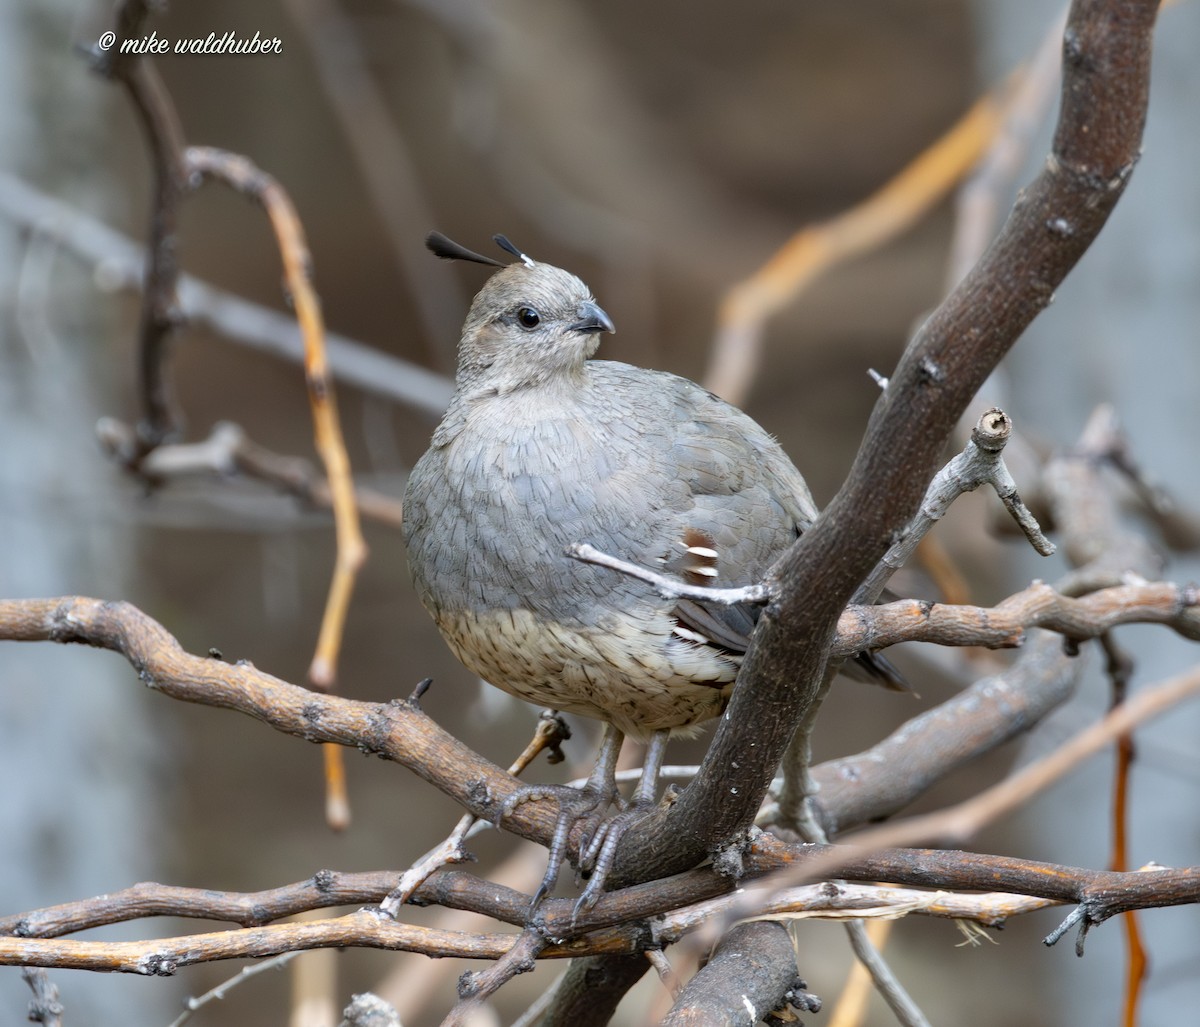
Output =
[
  {"x1": 660, "y1": 921, "x2": 799, "y2": 1026},
  {"x1": 611, "y1": 0, "x2": 1161, "y2": 886}
]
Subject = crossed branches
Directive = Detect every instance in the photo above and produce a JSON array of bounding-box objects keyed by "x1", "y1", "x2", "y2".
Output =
[{"x1": 0, "y1": 0, "x2": 1189, "y2": 1025}]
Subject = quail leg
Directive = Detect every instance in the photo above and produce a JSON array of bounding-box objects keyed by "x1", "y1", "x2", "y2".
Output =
[
  {"x1": 574, "y1": 727, "x2": 672, "y2": 915},
  {"x1": 497, "y1": 722, "x2": 626, "y2": 908}
]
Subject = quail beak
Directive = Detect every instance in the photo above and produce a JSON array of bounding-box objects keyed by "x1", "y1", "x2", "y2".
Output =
[{"x1": 569, "y1": 301, "x2": 615, "y2": 335}]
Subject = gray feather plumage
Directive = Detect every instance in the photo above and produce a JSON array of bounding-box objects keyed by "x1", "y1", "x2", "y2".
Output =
[{"x1": 403, "y1": 256, "x2": 886, "y2": 737}]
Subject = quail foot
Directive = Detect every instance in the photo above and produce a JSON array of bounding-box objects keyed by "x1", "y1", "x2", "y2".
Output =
[{"x1": 403, "y1": 232, "x2": 904, "y2": 911}]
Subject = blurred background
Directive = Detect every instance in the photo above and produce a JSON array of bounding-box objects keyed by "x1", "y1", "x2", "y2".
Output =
[{"x1": 1, "y1": 0, "x2": 1197, "y2": 1023}]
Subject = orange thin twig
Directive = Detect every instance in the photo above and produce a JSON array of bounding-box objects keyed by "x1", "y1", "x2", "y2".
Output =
[
  {"x1": 186, "y1": 145, "x2": 368, "y2": 830},
  {"x1": 705, "y1": 88, "x2": 1007, "y2": 405},
  {"x1": 1113, "y1": 730, "x2": 1147, "y2": 1027},
  {"x1": 1104, "y1": 636, "x2": 1147, "y2": 1027},
  {"x1": 914, "y1": 533, "x2": 971, "y2": 606}
]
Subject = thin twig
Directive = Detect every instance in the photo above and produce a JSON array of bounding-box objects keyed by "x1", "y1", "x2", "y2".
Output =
[
  {"x1": 93, "y1": 0, "x2": 192, "y2": 452},
  {"x1": 185, "y1": 147, "x2": 369, "y2": 690},
  {"x1": 372, "y1": 843, "x2": 549, "y2": 1020},
  {"x1": 167, "y1": 952, "x2": 298, "y2": 1027},
  {"x1": 380, "y1": 713, "x2": 570, "y2": 917},
  {"x1": 826, "y1": 919, "x2": 892, "y2": 1027},
  {"x1": 186, "y1": 145, "x2": 368, "y2": 827},
  {"x1": 508, "y1": 978, "x2": 562, "y2": 1027},
  {"x1": 566, "y1": 543, "x2": 771, "y2": 606},
  {"x1": 856, "y1": 407, "x2": 1054, "y2": 606},
  {"x1": 779, "y1": 747, "x2": 928, "y2": 1027},
  {"x1": 462, "y1": 931, "x2": 546, "y2": 999},
  {"x1": 645, "y1": 949, "x2": 684, "y2": 1000},
  {"x1": 1101, "y1": 632, "x2": 1147, "y2": 1027},
  {"x1": 21, "y1": 968, "x2": 64, "y2": 1027},
  {"x1": 96, "y1": 419, "x2": 406, "y2": 529},
  {"x1": 0, "y1": 171, "x2": 453, "y2": 413},
  {"x1": 843, "y1": 920, "x2": 930, "y2": 1027},
  {"x1": 661, "y1": 883, "x2": 1057, "y2": 938}
]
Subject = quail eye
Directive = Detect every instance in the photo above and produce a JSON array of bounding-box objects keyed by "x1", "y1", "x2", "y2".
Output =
[{"x1": 516, "y1": 306, "x2": 541, "y2": 329}]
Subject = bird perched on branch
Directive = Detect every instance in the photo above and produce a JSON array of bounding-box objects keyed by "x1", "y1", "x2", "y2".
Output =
[{"x1": 403, "y1": 232, "x2": 903, "y2": 908}]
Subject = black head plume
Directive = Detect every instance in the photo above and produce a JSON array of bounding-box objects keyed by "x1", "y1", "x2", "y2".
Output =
[
  {"x1": 425, "y1": 231, "x2": 505, "y2": 267},
  {"x1": 493, "y1": 234, "x2": 535, "y2": 267}
]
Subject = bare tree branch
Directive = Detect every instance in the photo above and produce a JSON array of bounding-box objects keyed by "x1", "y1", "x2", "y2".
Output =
[
  {"x1": 947, "y1": 6, "x2": 1070, "y2": 288},
  {"x1": 0, "y1": 596, "x2": 1195, "y2": 978},
  {"x1": 96, "y1": 419, "x2": 406, "y2": 529},
  {"x1": 0, "y1": 173, "x2": 453, "y2": 414},
  {"x1": 21, "y1": 968, "x2": 64, "y2": 1027},
  {"x1": 284, "y1": 0, "x2": 464, "y2": 356},
  {"x1": 544, "y1": 3, "x2": 1163, "y2": 1016},
  {"x1": 91, "y1": 0, "x2": 191, "y2": 450},
  {"x1": 183, "y1": 146, "x2": 367, "y2": 697},
  {"x1": 660, "y1": 921, "x2": 799, "y2": 1026},
  {"x1": 0, "y1": 908, "x2": 637, "y2": 974},
  {"x1": 167, "y1": 953, "x2": 300, "y2": 1027},
  {"x1": 606, "y1": 0, "x2": 1162, "y2": 892},
  {"x1": 850, "y1": 577, "x2": 1199, "y2": 649}
]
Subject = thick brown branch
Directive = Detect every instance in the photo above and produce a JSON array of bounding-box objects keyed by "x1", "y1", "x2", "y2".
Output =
[
  {"x1": 0, "y1": 864, "x2": 1037, "y2": 948},
  {"x1": 660, "y1": 921, "x2": 799, "y2": 1026},
  {"x1": 611, "y1": 0, "x2": 1161, "y2": 888},
  {"x1": 2, "y1": 844, "x2": 1192, "y2": 974},
  {"x1": 0, "y1": 909, "x2": 633, "y2": 975},
  {"x1": 746, "y1": 838, "x2": 1200, "y2": 931},
  {"x1": 834, "y1": 581, "x2": 1200, "y2": 655},
  {"x1": 0, "y1": 871, "x2": 401, "y2": 939},
  {"x1": 534, "y1": 955, "x2": 652, "y2": 1027},
  {"x1": 0, "y1": 597, "x2": 557, "y2": 845},
  {"x1": 811, "y1": 633, "x2": 1079, "y2": 835}
]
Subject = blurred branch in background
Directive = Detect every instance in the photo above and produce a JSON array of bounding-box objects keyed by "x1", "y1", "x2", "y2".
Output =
[
  {"x1": 95, "y1": 420, "x2": 405, "y2": 529},
  {"x1": 284, "y1": 0, "x2": 465, "y2": 365},
  {"x1": 93, "y1": 0, "x2": 191, "y2": 452},
  {"x1": 704, "y1": 5, "x2": 1075, "y2": 412},
  {"x1": 184, "y1": 146, "x2": 367, "y2": 701},
  {"x1": 946, "y1": 6, "x2": 1068, "y2": 290},
  {"x1": 93, "y1": 2, "x2": 367, "y2": 859},
  {"x1": 705, "y1": 85, "x2": 1004, "y2": 406},
  {"x1": 0, "y1": 172, "x2": 453, "y2": 415}
]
